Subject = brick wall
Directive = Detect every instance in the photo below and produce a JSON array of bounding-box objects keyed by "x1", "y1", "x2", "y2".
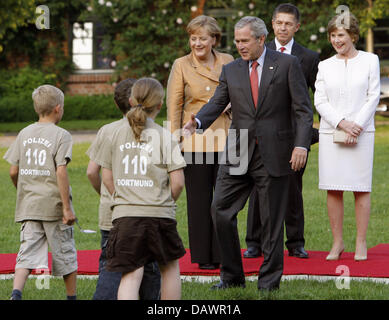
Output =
[{"x1": 66, "y1": 72, "x2": 115, "y2": 95}]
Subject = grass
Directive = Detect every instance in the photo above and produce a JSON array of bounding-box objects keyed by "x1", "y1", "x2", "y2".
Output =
[
  {"x1": 0, "y1": 115, "x2": 168, "y2": 134},
  {"x1": 0, "y1": 119, "x2": 114, "y2": 134},
  {"x1": 0, "y1": 114, "x2": 387, "y2": 134},
  {"x1": 1, "y1": 278, "x2": 389, "y2": 300},
  {"x1": 0, "y1": 119, "x2": 389, "y2": 300}
]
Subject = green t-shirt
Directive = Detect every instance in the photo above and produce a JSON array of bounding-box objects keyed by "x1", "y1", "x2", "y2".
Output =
[
  {"x1": 94, "y1": 118, "x2": 186, "y2": 221},
  {"x1": 86, "y1": 117, "x2": 127, "y2": 231},
  {"x1": 3, "y1": 122, "x2": 72, "y2": 222}
]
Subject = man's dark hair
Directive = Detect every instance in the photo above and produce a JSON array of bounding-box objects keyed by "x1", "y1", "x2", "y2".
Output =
[
  {"x1": 114, "y1": 78, "x2": 137, "y2": 114},
  {"x1": 273, "y1": 3, "x2": 300, "y2": 22}
]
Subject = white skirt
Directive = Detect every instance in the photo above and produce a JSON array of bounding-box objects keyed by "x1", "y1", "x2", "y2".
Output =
[{"x1": 318, "y1": 132, "x2": 374, "y2": 192}]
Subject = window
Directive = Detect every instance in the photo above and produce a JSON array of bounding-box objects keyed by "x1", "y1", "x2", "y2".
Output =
[
  {"x1": 72, "y1": 22, "x2": 93, "y2": 69},
  {"x1": 71, "y1": 22, "x2": 114, "y2": 70}
]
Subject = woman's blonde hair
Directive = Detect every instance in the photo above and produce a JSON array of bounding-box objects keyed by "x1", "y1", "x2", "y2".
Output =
[
  {"x1": 127, "y1": 78, "x2": 164, "y2": 141},
  {"x1": 327, "y1": 12, "x2": 360, "y2": 43},
  {"x1": 186, "y1": 15, "x2": 221, "y2": 47}
]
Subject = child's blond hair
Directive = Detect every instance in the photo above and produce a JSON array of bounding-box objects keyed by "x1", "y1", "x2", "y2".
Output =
[{"x1": 32, "y1": 84, "x2": 64, "y2": 116}]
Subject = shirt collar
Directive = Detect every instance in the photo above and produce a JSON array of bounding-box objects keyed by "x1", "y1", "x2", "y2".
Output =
[
  {"x1": 250, "y1": 46, "x2": 266, "y2": 68},
  {"x1": 275, "y1": 38, "x2": 294, "y2": 54}
]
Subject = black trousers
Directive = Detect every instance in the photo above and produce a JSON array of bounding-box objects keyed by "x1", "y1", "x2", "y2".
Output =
[
  {"x1": 183, "y1": 152, "x2": 221, "y2": 264},
  {"x1": 212, "y1": 146, "x2": 289, "y2": 290},
  {"x1": 245, "y1": 153, "x2": 308, "y2": 251}
]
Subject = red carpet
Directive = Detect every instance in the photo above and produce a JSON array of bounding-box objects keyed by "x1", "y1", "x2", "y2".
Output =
[{"x1": 1, "y1": 245, "x2": 389, "y2": 278}]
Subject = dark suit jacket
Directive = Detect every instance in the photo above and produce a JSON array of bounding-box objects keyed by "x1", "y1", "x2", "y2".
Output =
[
  {"x1": 267, "y1": 40, "x2": 319, "y2": 93},
  {"x1": 267, "y1": 40, "x2": 320, "y2": 144},
  {"x1": 196, "y1": 48, "x2": 313, "y2": 177}
]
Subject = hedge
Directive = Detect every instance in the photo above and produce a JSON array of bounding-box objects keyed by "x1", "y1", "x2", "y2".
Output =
[
  {"x1": 0, "y1": 66, "x2": 170, "y2": 123},
  {"x1": 0, "y1": 93, "x2": 168, "y2": 123},
  {"x1": 0, "y1": 65, "x2": 122, "y2": 122},
  {"x1": 0, "y1": 93, "x2": 121, "y2": 122},
  {"x1": 63, "y1": 94, "x2": 122, "y2": 121}
]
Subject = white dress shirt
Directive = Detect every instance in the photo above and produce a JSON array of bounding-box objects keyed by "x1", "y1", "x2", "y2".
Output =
[
  {"x1": 275, "y1": 38, "x2": 294, "y2": 55},
  {"x1": 249, "y1": 46, "x2": 266, "y2": 84}
]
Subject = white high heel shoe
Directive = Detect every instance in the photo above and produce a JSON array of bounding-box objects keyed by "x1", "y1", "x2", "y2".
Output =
[
  {"x1": 354, "y1": 243, "x2": 367, "y2": 261},
  {"x1": 326, "y1": 247, "x2": 344, "y2": 261}
]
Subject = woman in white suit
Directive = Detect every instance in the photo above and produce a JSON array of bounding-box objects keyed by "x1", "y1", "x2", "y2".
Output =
[{"x1": 314, "y1": 13, "x2": 380, "y2": 261}]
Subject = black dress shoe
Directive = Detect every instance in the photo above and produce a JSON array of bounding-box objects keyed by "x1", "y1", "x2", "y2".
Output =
[
  {"x1": 211, "y1": 280, "x2": 246, "y2": 290},
  {"x1": 288, "y1": 247, "x2": 309, "y2": 259},
  {"x1": 198, "y1": 263, "x2": 220, "y2": 270},
  {"x1": 243, "y1": 247, "x2": 262, "y2": 258}
]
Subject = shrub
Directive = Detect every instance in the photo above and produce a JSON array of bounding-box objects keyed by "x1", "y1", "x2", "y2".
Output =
[
  {"x1": 0, "y1": 66, "x2": 59, "y2": 122},
  {"x1": 0, "y1": 66, "x2": 57, "y2": 98},
  {"x1": 0, "y1": 65, "x2": 169, "y2": 123},
  {"x1": 0, "y1": 95, "x2": 38, "y2": 122},
  {"x1": 0, "y1": 66, "x2": 123, "y2": 122},
  {"x1": 62, "y1": 94, "x2": 121, "y2": 121},
  {"x1": 0, "y1": 93, "x2": 122, "y2": 122}
]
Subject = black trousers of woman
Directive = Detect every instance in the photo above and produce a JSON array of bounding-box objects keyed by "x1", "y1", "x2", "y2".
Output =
[{"x1": 183, "y1": 152, "x2": 221, "y2": 265}]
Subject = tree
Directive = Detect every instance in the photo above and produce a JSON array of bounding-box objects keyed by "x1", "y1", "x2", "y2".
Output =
[
  {"x1": 1, "y1": 0, "x2": 87, "y2": 88},
  {"x1": 86, "y1": 0, "x2": 198, "y2": 85},
  {"x1": 332, "y1": 0, "x2": 389, "y2": 52},
  {"x1": 0, "y1": 0, "x2": 36, "y2": 52}
]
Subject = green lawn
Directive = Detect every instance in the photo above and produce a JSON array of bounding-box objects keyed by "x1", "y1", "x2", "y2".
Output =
[
  {"x1": 0, "y1": 115, "x2": 169, "y2": 134},
  {"x1": 0, "y1": 121, "x2": 389, "y2": 300},
  {"x1": 0, "y1": 119, "x2": 120, "y2": 134}
]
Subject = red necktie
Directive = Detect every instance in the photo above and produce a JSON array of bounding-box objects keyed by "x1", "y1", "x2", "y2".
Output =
[
  {"x1": 280, "y1": 47, "x2": 286, "y2": 53},
  {"x1": 250, "y1": 60, "x2": 259, "y2": 108}
]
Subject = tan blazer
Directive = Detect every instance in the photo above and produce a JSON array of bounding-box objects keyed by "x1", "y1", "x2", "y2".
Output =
[{"x1": 167, "y1": 50, "x2": 234, "y2": 152}]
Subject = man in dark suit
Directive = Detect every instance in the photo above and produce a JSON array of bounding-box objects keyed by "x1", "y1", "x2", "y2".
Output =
[
  {"x1": 244, "y1": 3, "x2": 320, "y2": 260},
  {"x1": 183, "y1": 16, "x2": 313, "y2": 291}
]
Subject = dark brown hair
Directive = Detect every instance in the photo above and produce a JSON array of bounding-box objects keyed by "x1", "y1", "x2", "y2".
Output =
[
  {"x1": 273, "y1": 3, "x2": 300, "y2": 22},
  {"x1": 114, "y1": 78, "x2": 137, "y2": 114}
]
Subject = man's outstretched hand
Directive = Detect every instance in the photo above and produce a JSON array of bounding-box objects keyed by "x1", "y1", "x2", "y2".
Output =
[{"x1": 182, "y1": 113, "x2": 197, "y2": 138}]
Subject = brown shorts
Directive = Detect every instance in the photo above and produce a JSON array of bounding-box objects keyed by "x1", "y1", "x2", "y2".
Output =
[{"x1": 106, "y1": 217, "x2": 186, "y2": 273}]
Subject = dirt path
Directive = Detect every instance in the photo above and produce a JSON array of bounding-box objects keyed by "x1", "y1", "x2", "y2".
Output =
[{"x1": 0, "y1": 131, "x2": 97, "y2": 148}]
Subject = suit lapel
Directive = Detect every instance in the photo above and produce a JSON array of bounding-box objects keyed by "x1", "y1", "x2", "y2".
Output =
[
  {"x1": 266, "y1": 40, "x2": 276, "y2": 51},
  {"x1": 189, "y1": 51, "x2": 221, "y2": 82},
  {"x1": 257, "y1": 50, "x2": 278, "y2": 111},
  {"x1": 291, "y1": 42, "x2": 304, "y2": 64},
  {"x1": 268, "y1": 39, "x2": 304, "y2": 64},
  {"x1": 238, "y1": 59, "x2": 256, "y2": 113}
]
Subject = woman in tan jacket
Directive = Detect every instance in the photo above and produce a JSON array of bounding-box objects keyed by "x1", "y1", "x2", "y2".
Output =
[{"x1": 167, "y1": 15, "x2": 234, "y2": 270}]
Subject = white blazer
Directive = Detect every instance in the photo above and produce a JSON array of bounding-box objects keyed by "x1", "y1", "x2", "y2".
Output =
[{"x1": 314, "y1": 51, "x2": 380, "y2": 133}]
